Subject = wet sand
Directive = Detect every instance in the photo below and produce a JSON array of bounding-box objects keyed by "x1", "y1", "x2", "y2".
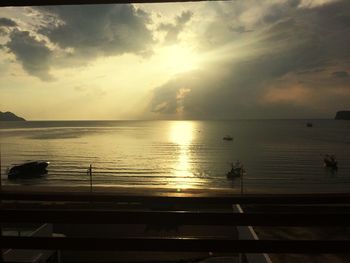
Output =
[
  {"x1": 3, "y1": 182, "x2": 350, "y2": 195},
  {"x1": 0, "y1": 184, "x2": 238, "y2": 196}
]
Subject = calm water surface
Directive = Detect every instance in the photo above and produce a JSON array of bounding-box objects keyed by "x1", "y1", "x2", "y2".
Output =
[{"x1": 1, "y1": 120, "x2": 350, "y2": 193}]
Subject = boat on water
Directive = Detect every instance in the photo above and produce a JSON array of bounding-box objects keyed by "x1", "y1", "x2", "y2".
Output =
[
  {"x1": 323, "y1": 155, "x2": 337, "y2": 170},
  {"x1": 227, "y1": 160, "x2": 244, "y2": 178},
  {"x1": 8, "y1": 161, "x2": 49, "y2": 179},
  {"x1": 223, "y1": 135, "x2": 233, "y2": 141}
]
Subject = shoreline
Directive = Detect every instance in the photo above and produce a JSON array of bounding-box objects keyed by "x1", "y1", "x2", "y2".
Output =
[
  {"x1": 3, "y1": 182, "x2": 350, "y2": 200},
  {"x1": 2, "y1": 184, "x2": 350, "y2": 195}
]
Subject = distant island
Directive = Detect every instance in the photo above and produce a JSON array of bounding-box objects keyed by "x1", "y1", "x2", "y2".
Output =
[
  {"x1": 335, "y1": 111, "x2": 350, "y2": 120},
  {"x1": 0, "y1": 111, "x2": 26, "y2": 121}
]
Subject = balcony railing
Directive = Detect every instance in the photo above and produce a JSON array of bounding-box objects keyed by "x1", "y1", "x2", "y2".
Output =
[{"x1": 1, "y1": 191, "x2": 350, "y2": 256}]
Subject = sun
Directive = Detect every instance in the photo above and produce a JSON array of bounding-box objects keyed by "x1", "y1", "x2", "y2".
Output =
[
  {"x1": 160, "y1": 45, "x2": 200, "y2": 74},
  {"x1": 169, "y1": 121, "x2": 194, "y2": 145}
]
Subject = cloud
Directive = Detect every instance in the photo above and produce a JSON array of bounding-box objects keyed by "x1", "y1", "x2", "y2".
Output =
[
  {"x1": 151, "y1": 77, "x2": 183, "y2": 114},
  {"x1": 0, "y1": 17, "x2": 18, "y2": 36},
  {"x1": 1, "y1": 5, "x2": 155, "y2": 80},
  {"x1": 298, "y1": 0, "x2": 341, "y2": 9},
  {"x1": 0, "y1": 17, "x2": 17, "y2": 27},
  {"x1": 5, "y1": 30, "x2": 53, "y2": 81},
  {"x1": 263, "y1": 84, "x2": 312, "y2": 105},
  {"x1": 37, "y1": 5, "x2": 154, "y2": 59},
  {"x1": 149, "y1": 0, "x2": 350, "y2": 119},
  {"x1": 158, "y1": 11, "x2": 193, "y2": 44},
  {"x1": 151, "y1": 80, "x2": 191, "y2": 115}
]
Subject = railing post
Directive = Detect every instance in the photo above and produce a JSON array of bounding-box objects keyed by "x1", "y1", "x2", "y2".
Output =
[
  {"x1": 0, "y1": 146, "x2": 3, "y2": 262},
  {"x1": 89, "y1": 164, "x2": 93, "y2": 193},
  {"x1": 0, "y1": 144, "x2": 2, "y2": 191},
  {"x1": 240, "y1": 170, "x2": 243, "y2": 195}
]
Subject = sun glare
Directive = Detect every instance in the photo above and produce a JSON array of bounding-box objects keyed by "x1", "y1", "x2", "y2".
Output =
[{"x1": 160, "y1": 45, "x2": 200, "y2": 74}]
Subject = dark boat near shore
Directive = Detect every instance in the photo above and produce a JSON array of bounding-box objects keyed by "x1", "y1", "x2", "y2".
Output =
[{"x1": 8, "y1": 161, "x2": 49, "y2": 179}]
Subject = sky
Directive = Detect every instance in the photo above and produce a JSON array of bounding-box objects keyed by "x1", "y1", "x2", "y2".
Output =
[{"x1": 0, "y1": 0, "x2": 349, "y2": 120}]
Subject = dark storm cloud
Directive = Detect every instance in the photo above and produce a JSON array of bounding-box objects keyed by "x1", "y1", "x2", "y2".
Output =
[
  {"x1": 150, "y1": 1, "x2": 350, "y2": 119},
  {"x1": 2, "y1": 5, "x2": 154, "y2": 80},
  {"x1": 0, "y1": 17, "x2": 17, "y2": 36},
  {"x1": 262, "y1": 0, "x2": 299, "y2": 24},
  {"x1": 151, "y1": 75, "x2": 194, "y2": 115},
  {"x1": 158, "y1": 11, "x2": 193, "y2": 43},
  {"x1": 6, "y1": 30, "x2": 53, "y2": 81},
  {"x1": 37, "y1": 5, "x2": 153, "y2": 58},
  {"x1": 0, "y1": 17, "x2": 17, "y2": 27}
]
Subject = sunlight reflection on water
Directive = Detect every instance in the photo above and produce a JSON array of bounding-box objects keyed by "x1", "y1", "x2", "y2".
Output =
[
  {"x1": 169, "y1": 121, "x2": 196, "y2": 189},
  {"x1": 1, "y1": 120, "x2": 350, "y2": 193}
]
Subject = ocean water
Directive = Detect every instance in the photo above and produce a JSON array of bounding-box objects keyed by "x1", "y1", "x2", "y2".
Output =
[{"x1": 1, "y1": 120, "x2": 350, "y2": 193}]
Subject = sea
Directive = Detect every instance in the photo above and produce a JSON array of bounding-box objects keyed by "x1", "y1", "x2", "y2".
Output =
[{"x1": 1, "y1": 120, "x2": 350, "y2": 193}]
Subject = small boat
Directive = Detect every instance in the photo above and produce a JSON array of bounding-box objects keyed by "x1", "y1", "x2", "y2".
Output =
[
  {"x1": 227, "y1": 161, "x2": 244, "y2": 178},
  {"x1": 8, "y1": 161, "x2": 49, "y2": 179},
  {"x1": 223, "y1": 135, "x2": 233, "y2": 141},
  {"x1": 306, "y1": 122, "x2": 313, "y2": 127},
  {"x1": 323, "y1": 155, "x2": 337, "y2": 170}
]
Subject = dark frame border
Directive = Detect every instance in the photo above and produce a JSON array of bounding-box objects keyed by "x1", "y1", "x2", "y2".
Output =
[{"x1": 1, "y1": 0, "x2": 223, "y2": 7}]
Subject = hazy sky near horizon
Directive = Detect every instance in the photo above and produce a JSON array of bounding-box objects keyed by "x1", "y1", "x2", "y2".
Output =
[{"x1": 0, "y1": 0, "x2": 349, "y2": 120}]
